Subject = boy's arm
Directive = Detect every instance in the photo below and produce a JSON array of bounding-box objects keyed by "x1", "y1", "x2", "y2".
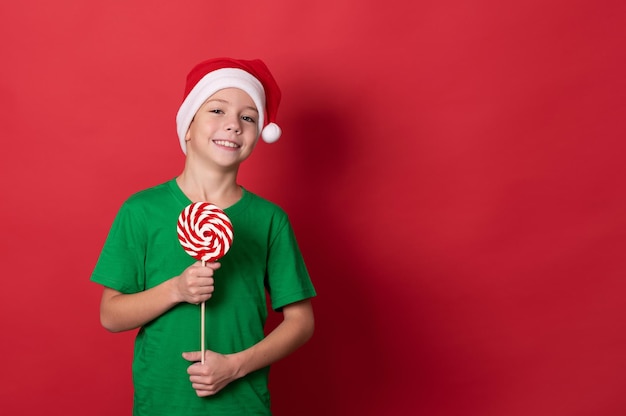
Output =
[
  {"x1": 183, "y1": 299, "x2": 315, "y2": 396},
  {"x1": 99, "y1": 262, "x2": 220, "y2": 332},
  {"x1": 236, "y1": 299, "x2": 315, "y2": 372}
]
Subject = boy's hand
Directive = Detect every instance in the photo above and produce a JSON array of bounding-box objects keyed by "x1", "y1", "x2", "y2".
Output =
[
  {"x1": 173, "y1": 262, "x2": 221, "y2": 304},
  {"x1": 182, "y1": 350, "x2": 241, "y2": 397}
]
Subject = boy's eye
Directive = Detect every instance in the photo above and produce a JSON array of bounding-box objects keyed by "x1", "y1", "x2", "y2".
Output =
[
  {"x1": 242, "y1": 115, "x2": 256, "y2": 123},
  {"x1": 210, "y1": 109, "x2": 223, "y2": 114}
]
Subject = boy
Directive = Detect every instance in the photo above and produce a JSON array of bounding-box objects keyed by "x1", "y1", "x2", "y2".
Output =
[{"x1": 91, "y1": 57, "x2": 316, "y2": 415}]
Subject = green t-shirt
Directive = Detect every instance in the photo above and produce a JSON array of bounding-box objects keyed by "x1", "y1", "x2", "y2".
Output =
[{"x1": 91, "y1": 179, "x2": 316, "y2": 415}]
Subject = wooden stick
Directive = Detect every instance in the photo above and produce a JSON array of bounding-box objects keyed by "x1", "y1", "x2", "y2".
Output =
[{"x1": 201, "y1": 260, "x2": 206, "y2": 365}]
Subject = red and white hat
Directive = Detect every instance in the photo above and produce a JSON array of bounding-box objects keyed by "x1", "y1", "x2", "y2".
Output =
[{"x1": 176, "y1": 57, "x2": 282, "y2": 154}]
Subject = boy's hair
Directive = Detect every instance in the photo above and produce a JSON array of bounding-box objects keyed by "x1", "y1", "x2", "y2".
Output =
[{"x1": 176, "y1": 57, "x2": 282, "y2": 154}]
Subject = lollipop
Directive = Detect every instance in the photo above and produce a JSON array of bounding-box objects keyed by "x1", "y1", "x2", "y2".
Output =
[
  {"x1": 177, "y1": 202, "x2": 234, "y2": 363},
  {"x1": 177, "y1": 202, "x2": 234, "y2": 263}
]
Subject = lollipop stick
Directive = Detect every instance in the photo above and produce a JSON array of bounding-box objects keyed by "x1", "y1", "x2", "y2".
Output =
[{"x1": 201, "y1": 260, "x2": 206, "y2": 365}]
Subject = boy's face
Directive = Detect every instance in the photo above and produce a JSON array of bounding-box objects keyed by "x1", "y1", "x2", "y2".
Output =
[{"x1": 185, "y1": 87, "x2": 260, "y2": 168}]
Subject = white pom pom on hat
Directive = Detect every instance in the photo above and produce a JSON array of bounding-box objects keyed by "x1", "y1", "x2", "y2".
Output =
[
  {"x1": 261, "y1": 122, "x2": 281, "y2": 143},
  {"x1": 176, "y1": 57, "x2": 282, "y2": 154}
]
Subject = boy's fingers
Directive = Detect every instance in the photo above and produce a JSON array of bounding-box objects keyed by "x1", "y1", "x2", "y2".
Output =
[{"x1": 182, "y1": 351, "x2": 202, "y2": 362}]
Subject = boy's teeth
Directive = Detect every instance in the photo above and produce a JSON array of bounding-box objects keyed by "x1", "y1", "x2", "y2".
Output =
[{"x1": 214, "y1": 140, "x2": 239, "y2": 148}]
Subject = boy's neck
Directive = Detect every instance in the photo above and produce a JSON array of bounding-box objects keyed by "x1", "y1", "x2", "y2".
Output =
[{"x1": 176, "y1": 169, "x2": 242, "y2": 209}]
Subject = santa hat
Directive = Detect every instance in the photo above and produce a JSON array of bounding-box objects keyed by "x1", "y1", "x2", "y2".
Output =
[{"x1": 176, "y1": 57, "x2": 282, "y2": 154}]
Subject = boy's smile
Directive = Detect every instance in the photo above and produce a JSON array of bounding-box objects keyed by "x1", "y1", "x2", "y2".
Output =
[{"x1": 213, "y1": 139, "x2": 240, "y2": 149}]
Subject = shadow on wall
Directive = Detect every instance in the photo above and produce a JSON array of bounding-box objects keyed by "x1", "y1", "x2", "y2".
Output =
[{"x1": 266, "y1": 80, "x2": 389, "y2": 415}]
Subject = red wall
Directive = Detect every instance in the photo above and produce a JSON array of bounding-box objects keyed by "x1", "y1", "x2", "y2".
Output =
[{"x1": 1, "y1": 1, "x2": 625, "y2": 414}]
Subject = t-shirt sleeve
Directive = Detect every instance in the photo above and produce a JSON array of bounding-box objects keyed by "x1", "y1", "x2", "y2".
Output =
[
  {"x1": 90, "y1": 201, "x2": 146, "y2": 294},
  {"x1": 266, "y1": 214, "x2": 316, "y2": 311}
]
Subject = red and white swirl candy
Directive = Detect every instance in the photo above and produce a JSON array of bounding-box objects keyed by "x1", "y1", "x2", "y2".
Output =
[{"x1": 177, "y1": 202, "x2": 234, "y2": 263}]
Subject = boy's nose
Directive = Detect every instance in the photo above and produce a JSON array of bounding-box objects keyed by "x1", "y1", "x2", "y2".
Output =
[{"x1": 224, "y1": 117, "x2": 241, "y2": 134}]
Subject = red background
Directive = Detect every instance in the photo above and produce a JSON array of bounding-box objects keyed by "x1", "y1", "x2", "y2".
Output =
[{"x1": 1, "y1": 1, "x2": 625, "y2": 415}]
